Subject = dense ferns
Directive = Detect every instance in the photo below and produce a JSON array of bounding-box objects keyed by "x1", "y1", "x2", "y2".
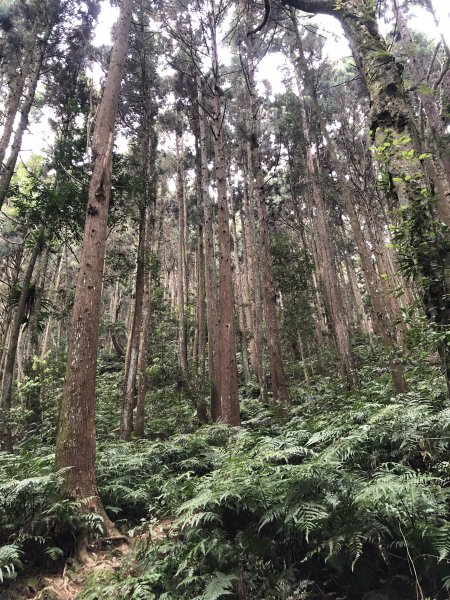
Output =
[{"x1": 1, "y1": 350, "x2": 450, "y2": 599}]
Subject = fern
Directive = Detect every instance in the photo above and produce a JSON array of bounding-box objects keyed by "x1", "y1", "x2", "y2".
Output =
[
  {"x1": 44, "y1": 546, "x2": 64, "y2": 561},
  {"x1": 197, "y1": 572, "x2": 237, "y2": 600},
  {"x1": 0, "y1": 544, "x2": 22, "y2": 582},
  {"x1": 429, "y1": 523, "x2": 450, "y2": 561}
]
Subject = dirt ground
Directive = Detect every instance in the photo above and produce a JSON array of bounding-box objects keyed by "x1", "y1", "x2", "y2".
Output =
[{"x1": 2, "y1": 518, "x2": 173, "y2": 599}]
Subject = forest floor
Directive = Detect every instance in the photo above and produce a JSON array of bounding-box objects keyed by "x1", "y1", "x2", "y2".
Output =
[
  {"x1": 2, "y1": 365, "x2": 449, "y2": 599},
  {"x1": 4, "y1": 519, "x2": 173, "y2": 600}
]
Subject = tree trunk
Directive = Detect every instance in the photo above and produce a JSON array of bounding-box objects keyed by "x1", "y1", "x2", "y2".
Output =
[
  {"x1": 195, "y1": 225, "x2": 208, "y2": 423},
  {"x1": 209, "y1": 0, "x2": 239, "y2": 425},
  {"x1": 291, "y1": 12, "x2": 407, "y2": 392},
  {"x1": 176, "y1": 131, "x2": 188, "y2": 376},
  {"x1": 242, "y1": 167, "x2": 268, "y2": 402},
  {"x1": 120, "y1": 203, "x2": 147, "y2": 440},
  {"x1": 0, "y1": 23, "x2": 38, "y2": 168},
  {"x1": 298, "y1": 97, "x2": 355, "y2": 383},
  {"x1": 134, "y1": 213, "x2": 152, "y2": 439},
  {"x1": 55, "y1": 0, "x2": 133, "y2": 530},
  {"x1": 230, "y1": 202, "x2": 251, "y2": 385},
  {"x1": 1, "y1": 232, "x2": 43, "y2": 450},
  {"x1": 196, "y1": 73, "x2": 221, "y2": 421},
  {"x1": 0, "y1": 27, "x2": 51, "y2": 208}
]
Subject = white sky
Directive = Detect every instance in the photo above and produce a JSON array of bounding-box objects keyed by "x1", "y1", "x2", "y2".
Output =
[{"x1": 20, "y1": 0, "x2": 450, "y2": 158}]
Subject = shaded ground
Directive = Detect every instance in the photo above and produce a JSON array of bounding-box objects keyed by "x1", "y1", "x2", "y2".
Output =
[{"x1": 3, "y1": 519, "x2": 173, "y2": 599}]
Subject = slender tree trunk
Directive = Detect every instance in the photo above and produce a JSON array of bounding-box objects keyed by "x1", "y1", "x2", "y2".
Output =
[
  {"x1": 120, "y1": 203, "x2": 147, "y2": 440},
  {"x1": 0, "y1": 23, "x2": 38, "y2": 168},
  {"x1": 242, "y1": 169, "x2": 268, "y2": 402},
  {"x1": 134, "y1": 268, "x2": 150, "y2": 438},
  {"x1": 1, "y1": 232, "x2": 43, "y2": 450},
  {"x1": 230, "y1": 203, "x2": 251, "y2": 385},
  {"x1": 108, "y1": 280, "x2": 120, "y2": 353},
  {"x1": 176, "y1": 131, "x2": 188, "y2": 376},
  {"x1": 135, "y1": 214, "x2": 152, "y2": 439},
  {"x1": 195, "y1": 226, "x2": 208, "y2": 424},
  {"x1": 196, "y1": 73, "x2": 221, "y2": 421},
  {"x1": 55, "y1": 0, "x2": 133, "y2": 531},
  {"x1": 0, "y1": 27, "x2": 51, "y2": 208},
  {"x1": 209, "y1": 0, "x2": 239, "y2": 425},
  {"x1": 299, "y1": 98, "x2": 354, "y2": 382}
]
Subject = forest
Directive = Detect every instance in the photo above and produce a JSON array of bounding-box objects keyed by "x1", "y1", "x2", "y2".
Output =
[{"x1": 0, "y1": 0, "x2": 450, "y2": 597}]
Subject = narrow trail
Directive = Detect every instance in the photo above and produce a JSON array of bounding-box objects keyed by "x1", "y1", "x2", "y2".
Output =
[{"x1": 3, "y1": 519, "x2": 173, "y2": 600}]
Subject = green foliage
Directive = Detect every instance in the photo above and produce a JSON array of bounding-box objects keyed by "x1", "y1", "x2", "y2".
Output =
[
  {"x1": 7, "y1": 281, "x2": 51, "y2": 329},
  {"x1": 5, "y1": 325, "x2": 450, "y2": 598},
  {"x1": 80, "y1": 363, "x2": 450, "y2": 599},
  {"x1": 0, "y1": 545, "x2": 22, "y2": 583},
  {"x1": 0, "y1": 458, "x2": 104, "y2": 584},
  {"x1": 200, "y1": 572, "x2": 237, "y2": 599},
  {"x1": 270, "y1": 233, "x2": 315, "y2": 380}
]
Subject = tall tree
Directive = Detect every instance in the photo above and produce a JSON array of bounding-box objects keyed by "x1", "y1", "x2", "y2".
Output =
[
  {"x1": 290, "y1": 10, "x2": 407, "y2": 392},
  {"x1": 196, "y1": 72, "x2": 221, "y2": 420},
  {"x1": 55, "y1": 0, "x2": 134, "y2": 529},
  {"x1": 241, "y1": 21, "x2": 290, "y2": 404},
  {"x1": 280, "y1": 0, "x2": 450, "y2": 393},
  {"x1": 208, "y1": 0, "x2": 239, "y2": 424}
]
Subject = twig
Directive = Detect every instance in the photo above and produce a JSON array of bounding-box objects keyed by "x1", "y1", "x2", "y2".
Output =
[{"x1": 399, "y1": 523, "x2": 425, "y2": 600}]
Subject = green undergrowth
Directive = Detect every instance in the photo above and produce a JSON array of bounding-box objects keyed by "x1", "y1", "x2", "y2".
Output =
[
  {"x1": 2, "y1": 355, "x2": 450, "y2": 599},
  {"x1": 84, "y1": 381, "x2": 450, "y2": 599}
]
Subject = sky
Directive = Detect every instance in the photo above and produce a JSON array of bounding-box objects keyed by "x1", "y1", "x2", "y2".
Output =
[{"x1": 19, "y1": 0, "x2": 450, "y2": 159}]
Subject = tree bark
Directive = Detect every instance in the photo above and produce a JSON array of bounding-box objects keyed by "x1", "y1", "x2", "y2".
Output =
[
  {"x1": 291, "y1": 11, "x2": 407, "y2": 392},
  {"x1": 134, "y1": 208, "x2": 152, "y2": 439},
  {"x1": 209, "y1": 0, "x2": 239, "y2": 425},
  {"x1": 242, "y1": 162, "x2": 268, "y2": 402},
  {"x1": 176, "y1": 130, "x2": 188, "y2": 376},
  {"x1": 0, "y1": 23, "x2": 52, "y2": 208},
  {"x1": 196, "y1": 73, "x2": 221, "y2": 421},
  {"x1": 298, "y1": 98, "x2": 355, "y2": 383},
  {"x1": 120, "y1": 203, "x2": 147, "y2": 440},
  {"x1": 1, "y1": 231, "x2": 43, "y2": 450},
  {"x1": 55, "y1": 0, "x2": 133, "y2": 530},
  {"x1": 230, "y1": 201, "x2": 251, "y2": 385},
  {"x1": 0, "y1": 22, "x2": 38, "y2": 168}
]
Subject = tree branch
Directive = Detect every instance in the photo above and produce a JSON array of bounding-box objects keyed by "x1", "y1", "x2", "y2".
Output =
[{"x1": 280, "y1": 0, "x2": 334, "y2": 15}]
